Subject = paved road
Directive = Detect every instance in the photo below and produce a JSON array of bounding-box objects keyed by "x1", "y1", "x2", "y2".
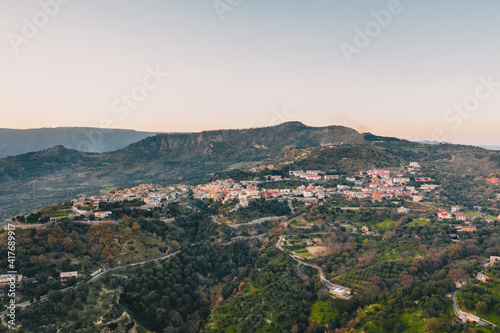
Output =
[
  {"x1": 452, "y1": 290, "x2": 499, "y2": 328},
  {"x1": 339, "y1": 224, "x2": 357, "y2": 233},
  {"x1": 0, "y1": 286, "x2": 73, "y2": 318},
  {"x1": 0, "y1": 251, "x2": 181, "y2": 318},
  {"x1": 275, "y1": 235, "x2": 350, "y2": 296},
  {"x1": 452, "y1": 291, "x2": 483, "y2": 324},
  {"x1": 89, "y1": 250, "x2": 181, "y2": 283},
  {"x1": 219, "y1": 233, "x2": 267, "y2": 245},
  {"x1": 211, "y1": 215, "x2": 287, "y2": 228}
]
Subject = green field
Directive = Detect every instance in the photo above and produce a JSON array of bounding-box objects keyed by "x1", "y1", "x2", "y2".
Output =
[
  {"x1": 50, "y1": 209, "x2": 73, "y2": 217},
  {"x1": 290, "y1": 219, "x2": 311, "y2": 227},
  {"x1": 374, "y1": 219, "x2": 399, "y2": 232},
  {"x1": 465, "y1": 211, "x2": 482, "y2": 217},
  {"x1": 408, "y1": 219, "x2": 430, "y2": 226},
  {"x1": 293, "y1": 248, "x2": 314, "y2": 258},
  {"x1": 310, "y1": 300, "x2": 340, "y2": 324}
]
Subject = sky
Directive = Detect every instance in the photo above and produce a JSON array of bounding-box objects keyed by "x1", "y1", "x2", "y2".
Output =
[{"x1": 1, "y1": 0, "x2": 500, "y2": 146}]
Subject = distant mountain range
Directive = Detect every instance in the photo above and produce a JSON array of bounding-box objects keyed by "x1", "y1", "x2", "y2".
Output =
[
  {"x1": 0, "y1": 127, "x2": 158, "y2": 158},
  {"x1": 0, "y1": 122, "x2": 499, "y2": 221},
  {"x1": 417, "y1": 140, "x2": 500, "y2": 151}
]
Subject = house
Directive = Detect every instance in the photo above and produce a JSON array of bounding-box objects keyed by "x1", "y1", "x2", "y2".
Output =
[
  {"x1": 393, "y1": 177, "x2": 410, "y2": 184},
  {"x1": 360, "y1": 226, "x2": 369, "y2": 233},
  {"x1": 379, "y1": 187, "x2": 404, "y2": 193},
  {"x1": 0, "y1": 274, "x2": 23, "y2": 286},
  {"x1": 490, "y1": 256, "x2": 500, "y2": 265},
  {"x1": 324, "y1": 175, "x2": 339, "y2": 180},
  {"x1": 372, "y1": 191, "x2": 382, "y2": 202},
  {"x1": 438, "y1": 210, "x2": 452, "y2": 220},
  {"x1": 409, "y1": 162, "x2": 420, "y2": 168},
  {"x1": 60, "y1": 271, "x2": 78, "y2": 281},
  {"x1": 477, "y1": 272, "x2": 493, "y2": 282},
  {"x1": 416, "y1": 177, "x2": 432, "y2": 182},
  {"x1": 95, "y1": 211, "x2": 112, "y2": 219},
  {"x1": 329, "y1": 287, "x2": 350, "y2": 297},
  {"x1": 455, "y1": 214, "x2": 467, "y2": 221},
  {"x1": 421, "y1": 184, "x2": 439, "y2": 191},
  {"x1": 397, "y1": 207, "x2": 410, "y2": 214},
  {"x1": 459, "y1": 227, "x2": 476, "y2": 232},
  {"x1": 451, "y1": 205, "x2": 460, "y2": 213},
  {"x1": 90, "y1": 268, "x2": 102, "y2": 277},
  {"x1": 413, "y1": 195, "x2": 425, "y2": 202}
]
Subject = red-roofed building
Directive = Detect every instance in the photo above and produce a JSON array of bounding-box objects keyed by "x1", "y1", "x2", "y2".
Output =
[
  {"x1": 477, "y1": 272, "x2": 493, "y2": 282},
  {"x1": 487, "y1": 177, "x2": 500, "y2": 184},
  {"x1": 438, "y1": 210, "x2": 452, "y2": 220},
  {"x1": 459, "y1": 227, "x2": 477, "y2": 232}
]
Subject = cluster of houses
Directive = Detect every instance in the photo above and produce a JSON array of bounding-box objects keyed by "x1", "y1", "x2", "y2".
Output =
[
  {"x1": 453, "y1": 257, "x2": 500, "y2": 286},
  {"x1": 72, "y1": 184, "x2": 190, "y2": 209},
  {"x1": 193, "y1": 179, "x2": 327, "y2": 207},
  {"x1": 327, "y1": 168, "x2": 438, "y2": 203},
  {"x1": 192, "y1": 164, "x2": 443, "y2": 208},
  {"x1": 437, "y1": 206, "x2": 468, "y2": 221},
  {"x1": 63, "y1": 184, "x2": 191, "y2": 221}
]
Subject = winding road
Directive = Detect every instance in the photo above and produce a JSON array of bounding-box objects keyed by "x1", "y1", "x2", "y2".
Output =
[
  {"x1": 211, "y1": 215, "x2": 287, "y2": 228},
  {"x1": 219, "y1": 233, "x2": 267, "y2": 245},
  {"x1": 452, "y1": 290, "x2": 498, "y2": 328},
  {"x1": 88, "y1": 250, "x2": 181, "y2": 283},
  {"x1": 275, "y1": 235, "x2": 351, "y2": 296},
  {"x1": 0, "y1": 251, "x2": 181, "y2": 319},
  {"x1": 452, "y1": 291, "x2": 484, "y2": 324}
]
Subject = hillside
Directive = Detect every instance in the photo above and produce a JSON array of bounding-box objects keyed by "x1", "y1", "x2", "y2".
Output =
[
  {"x1": 1, "y1": 122, "x2": 500, "y2": 222},
  {"x1": 0, "y1": 122, "x2": 364, "y2": 221},
  {"x1": 0, "y1": 127, "x2": 156, "y2": 158}
]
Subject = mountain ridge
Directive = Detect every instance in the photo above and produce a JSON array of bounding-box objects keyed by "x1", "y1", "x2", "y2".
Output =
[
  {"x1": 0, "y1": 127, "x2": 158, "y2": 158},
  {"x1": 1, "y1": 121, "x2": 498, "y2": 222}
]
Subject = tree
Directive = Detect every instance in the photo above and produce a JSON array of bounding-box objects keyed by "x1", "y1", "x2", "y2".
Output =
[
  {"x1": 171, "y1": 241, "x2": 180, "y2": 250},
  {"x1": 447, "y1": 268, "x2": 466, "y2": 281},
  {"x1": 318, "y1": 288, "x2": 329, "y2": 300},
  {"x1": 476, "y1": 301, "x2": 488, "y2": 314},
  {"x1": 425, "y1": 318, "x2": 441, "y2": 332},
  {"x1": 63, "y1": 236, "x2": 74, "y2": 251}
]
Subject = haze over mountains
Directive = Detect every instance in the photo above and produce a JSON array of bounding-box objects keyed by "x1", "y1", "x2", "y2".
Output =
[
  {"x1": 0, "y1": 122, "x2": 499, "y2": 222},
  {"x1": 0, "y1": 127, "x2": 157, "y2": 158}
]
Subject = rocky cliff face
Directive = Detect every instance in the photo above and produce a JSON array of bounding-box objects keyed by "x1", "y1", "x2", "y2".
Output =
[
  {"x1": 0, "y1": 122, "x2": 372, "y2": 220},
  {"x1": 118, "y1": 122, "x2": 364, "y2": 161}
]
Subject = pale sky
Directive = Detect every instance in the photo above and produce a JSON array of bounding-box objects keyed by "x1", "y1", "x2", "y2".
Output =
[{"x1": 1, "y1": 0, "x2": 500, "y2": 145}]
